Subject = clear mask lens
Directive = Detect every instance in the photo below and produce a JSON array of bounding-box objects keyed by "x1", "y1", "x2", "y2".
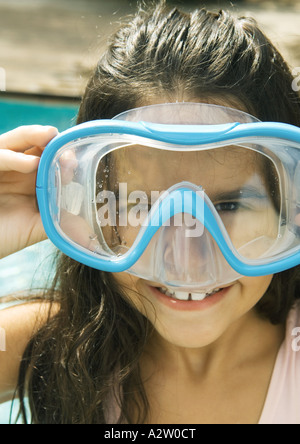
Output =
[
  {"x1": 49, "y1": 139, "x2": 283, "y2": 290},
  {"x1": 43, "y1": 103, "x2": 300, "y2": 291}
]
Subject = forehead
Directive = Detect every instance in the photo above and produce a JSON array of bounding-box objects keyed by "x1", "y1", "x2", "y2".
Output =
[
  {"x1": 114, "y1": 144, "x2": 259, "y2": 165},
  {"x1": 111, "y1": 144, "x2": 263, "y2": 187}
]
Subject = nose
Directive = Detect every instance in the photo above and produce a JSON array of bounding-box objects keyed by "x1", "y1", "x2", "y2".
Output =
[{"x1": 155, "y1": 218, "x2": 219, "y2": 288}]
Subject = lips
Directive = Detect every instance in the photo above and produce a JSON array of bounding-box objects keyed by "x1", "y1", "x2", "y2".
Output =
[{"x1": 149, "y1": 284, "x2": 232, "y2": 311}]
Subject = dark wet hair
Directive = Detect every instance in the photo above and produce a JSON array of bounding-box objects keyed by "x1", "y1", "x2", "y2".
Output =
[
  {"x1": 78, "y1": 3, "x2": 300, "y2": 125},
  {"x1": 17, "y1": 1, "x2": 300, "y2": 424}
]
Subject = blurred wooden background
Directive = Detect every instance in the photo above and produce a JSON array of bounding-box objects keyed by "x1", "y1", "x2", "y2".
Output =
[{"x1": 0, "y1": 0, "x2": 299, "y2": 97}]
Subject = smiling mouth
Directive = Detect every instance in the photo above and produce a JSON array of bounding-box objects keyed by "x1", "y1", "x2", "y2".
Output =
[{"x1": 157, "y1": 287, "x2": 223, "y2": 301}]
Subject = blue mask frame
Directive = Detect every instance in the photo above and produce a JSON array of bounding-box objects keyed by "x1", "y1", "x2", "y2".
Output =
[{"x1": 36, "y1": 118, "x2": 300, "y2": 277}]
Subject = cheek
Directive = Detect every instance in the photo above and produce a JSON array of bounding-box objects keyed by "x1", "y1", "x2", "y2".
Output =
[
  {"x1": 112, "y1": 272, "x2": 138, "y2": 298},
  {"x1": 112, "y1": 272, "x2": 151, "y2": 316},
  {"x1": 238, "y1": 274, "x2": 273, "y2": 305}
]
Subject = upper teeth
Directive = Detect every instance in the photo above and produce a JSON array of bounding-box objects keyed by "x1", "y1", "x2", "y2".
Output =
[{"x1": 159, "y1": 287, "x2": 221, "y2": 301}]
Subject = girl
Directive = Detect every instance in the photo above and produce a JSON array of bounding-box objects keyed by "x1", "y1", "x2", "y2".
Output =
[{"x1": 0, "y1": 2, "x2": 300, "y2": 424}]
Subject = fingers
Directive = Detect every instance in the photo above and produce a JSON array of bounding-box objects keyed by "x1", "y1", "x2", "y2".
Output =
[
  {"x1": 59, "y1": 150, "x2": 78, "y2": 185},
  {"x1": 295, "y1": 213, "x2": 300, "y2": 226},
  {"x1": 0, "y1": 125, "x2": 58, "y2": 152},
  {"x1": 0, "y1": 149, "x2": 40, "y2": 173},
  {"x1": 60, "y1": 210, "x2": 101, "y2": 251}
]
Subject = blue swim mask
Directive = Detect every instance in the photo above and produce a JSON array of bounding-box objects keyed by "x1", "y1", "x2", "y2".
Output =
[{"x1": 36, "y1": 102, "x2": 300, "y2": 295}]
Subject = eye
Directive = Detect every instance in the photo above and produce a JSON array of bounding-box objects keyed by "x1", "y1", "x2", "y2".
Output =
[{"x1": 214, "y1": 202, "x2": 242, "y2": 212}]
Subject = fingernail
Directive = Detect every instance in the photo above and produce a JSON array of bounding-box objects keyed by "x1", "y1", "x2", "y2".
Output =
[{"x1": 44, "y1": 126, "x2": 59, "y2": 136}]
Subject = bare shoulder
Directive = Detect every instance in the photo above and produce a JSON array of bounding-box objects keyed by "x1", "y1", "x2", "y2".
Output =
[{"x1": 0, "y1": 301, "x2": 60, "y2": 403}]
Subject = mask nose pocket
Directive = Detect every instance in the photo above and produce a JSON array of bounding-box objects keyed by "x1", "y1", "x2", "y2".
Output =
[
  {"x1": 154, "y1": 220, "x2": 218, "y2": 287},
  {"x1": 127, "y1": 183, "x2": 242, "y2": 289}
]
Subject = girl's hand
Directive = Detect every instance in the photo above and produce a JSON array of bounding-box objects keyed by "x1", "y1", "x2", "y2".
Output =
[{"x1": 0, "y1": 125, "x2": 58, "y2": 259}]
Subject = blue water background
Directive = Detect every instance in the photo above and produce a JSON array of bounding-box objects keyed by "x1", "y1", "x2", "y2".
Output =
[{"x1": 0, "y1": 94, "x2": 79, "y2": 423}]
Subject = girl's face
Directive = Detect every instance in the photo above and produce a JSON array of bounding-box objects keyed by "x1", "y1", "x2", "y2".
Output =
[
  {"x1": 109, "y1": 142, "x2": 276, "y2": 348},
  {"x1": 108, "y1": 141, "x2": 277, "y2": 349}
]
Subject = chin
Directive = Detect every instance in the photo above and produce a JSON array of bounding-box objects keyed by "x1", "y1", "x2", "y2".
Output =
[{"x1": 153, "y1": 318, "x2": 227, "y2": 349}]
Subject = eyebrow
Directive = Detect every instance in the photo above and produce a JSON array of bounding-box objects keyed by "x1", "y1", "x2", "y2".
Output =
[
  {"x1": 210, "y1": 186, "x2": 268, "y2": 202},
  {"x1": 117, "y1": 186, "x2": 268, "y2": 201}
]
